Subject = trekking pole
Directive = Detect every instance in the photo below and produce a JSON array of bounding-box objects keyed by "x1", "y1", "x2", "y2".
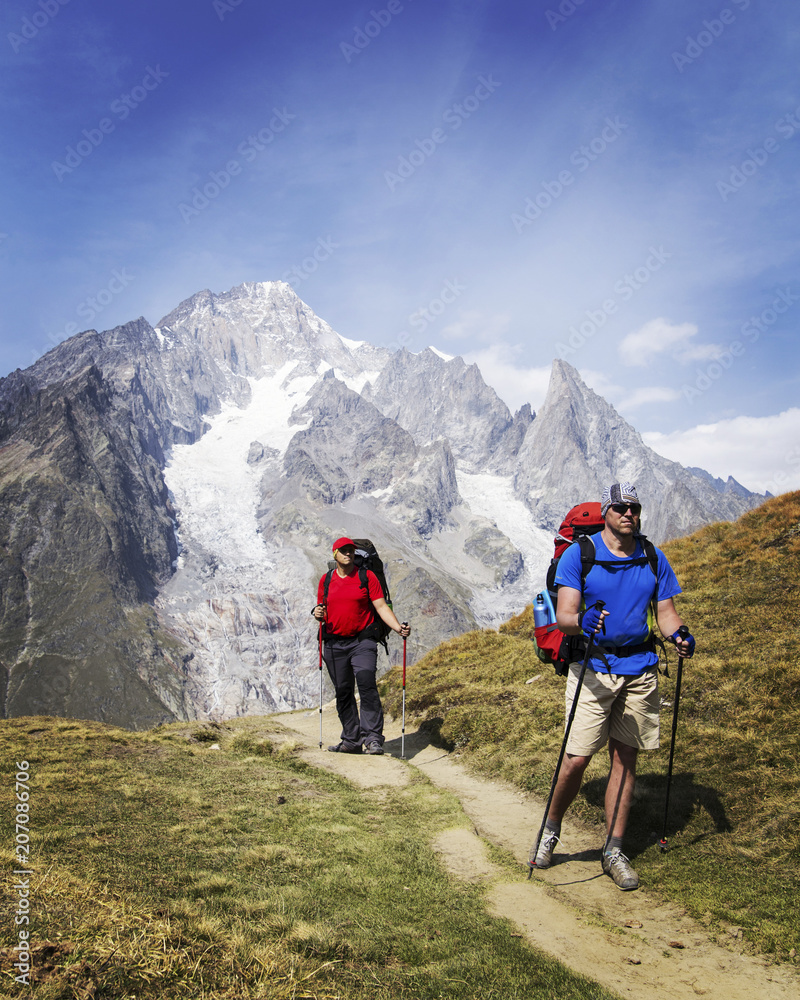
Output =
[
  {"x1": 528, "y1": 601, "x2": 605, "y2": 878},
  {"x1": 318, "y1": 621, "x2": 323, "y2": 750},
  {"x1": 401, "y1": 626, "x2": 408, "y2": 759},
  {"x1": 659, "y1": 625, "x2": 689, "y2": 853}
]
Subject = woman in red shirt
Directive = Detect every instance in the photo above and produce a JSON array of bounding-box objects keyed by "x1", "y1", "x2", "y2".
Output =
[{"x1": 312, "y1": 537, "x2": 411, "y2": 754}]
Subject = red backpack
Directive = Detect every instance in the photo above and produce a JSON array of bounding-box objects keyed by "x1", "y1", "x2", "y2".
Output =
[{"x1": 533, "y1": 504, "x2": 605, "y2": 674}]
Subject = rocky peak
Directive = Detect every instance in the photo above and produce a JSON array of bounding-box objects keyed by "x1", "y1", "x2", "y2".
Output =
[{"x1": 512, "y1": 359, "x2": 761, "y2": 541}]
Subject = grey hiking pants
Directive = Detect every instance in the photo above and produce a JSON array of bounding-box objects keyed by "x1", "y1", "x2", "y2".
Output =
[{"x1": 323, "y1": 636, "x2": 384, "y2": 747}]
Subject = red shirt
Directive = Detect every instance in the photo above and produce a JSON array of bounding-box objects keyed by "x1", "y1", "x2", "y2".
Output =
[{"x1": 318, "y1": 568, "x2": 383, "y2": 636}]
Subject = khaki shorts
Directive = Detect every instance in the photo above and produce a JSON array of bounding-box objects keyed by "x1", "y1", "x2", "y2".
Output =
[{"x1": 564, "y1": 663, "x2": 660, "y2": 756}]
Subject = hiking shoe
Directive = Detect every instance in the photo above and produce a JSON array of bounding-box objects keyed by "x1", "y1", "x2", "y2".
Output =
[
  {"x1": 365, "y1": 741, "x2": 384, "y2": 755},
  {"x1": 602, "y1": 849, "x2": 639, "y2": 890},
  {"x1": 529, "y1": 829, "x2": 560, "y2": 869},
  {"x1": 327, "y1": 742, "x2": 361, "y2": 754}
]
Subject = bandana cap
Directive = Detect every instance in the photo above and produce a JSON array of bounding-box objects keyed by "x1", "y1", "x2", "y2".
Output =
[
  {"x1": 332, "y1": 536, "x2": 356, "y2": 552},
  {"x1": 600, "y1": 483, "x2": 639, "y2": 518}
]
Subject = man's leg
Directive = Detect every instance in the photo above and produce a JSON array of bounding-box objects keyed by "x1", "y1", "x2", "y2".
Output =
[
  {"x1": 602, "y1": 737, "x2": 640, "y2": 889},
  {"x1": 324, "y1": 641, "x2": 360, "y2": 747},
  {"x1": 351, "y1": 639, "x2": 384, "y2": 750},
  {"x1": 532, "y1": 752, "x2": 592, "y2": 867},
  {"x1": 605, "y1": 738, "x2": 638, "y2": 842},
  {"x1": 533, "y1": 662, "x2": 609, "y2": 868},
  {"x1": 546, "y1": 753, "x2": 593, "y2": 826}
]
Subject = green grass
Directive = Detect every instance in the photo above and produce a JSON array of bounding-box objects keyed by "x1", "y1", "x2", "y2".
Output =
[
  {"x1": 381, "y1": 492, "x2": 800, "y2": 961},
  {"x1": 0, "y1": 716, "x2": 618, "y2": 999}
]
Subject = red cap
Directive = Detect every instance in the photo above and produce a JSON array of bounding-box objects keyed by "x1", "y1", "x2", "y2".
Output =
[{"x1": 332, "y1": 537, "x2": 356, "y2": 552}]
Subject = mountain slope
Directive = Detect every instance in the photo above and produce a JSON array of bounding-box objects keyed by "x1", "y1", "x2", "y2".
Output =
[{"x1": 0, "y1": 281, "x2": 765, "y2": 726}]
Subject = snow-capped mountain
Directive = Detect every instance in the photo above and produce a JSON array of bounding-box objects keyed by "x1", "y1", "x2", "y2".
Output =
[{"x1": 0, "y1": 281, "x2": 763, "y2": 728}]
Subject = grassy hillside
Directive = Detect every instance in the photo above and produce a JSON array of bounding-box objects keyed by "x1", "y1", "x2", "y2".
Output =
[
  {"x1": 382, "y1": 492, "x2": 800, "y2": 960},
  {"x1": 0, "y1": 715, "x2": 617, "y2": 999}
]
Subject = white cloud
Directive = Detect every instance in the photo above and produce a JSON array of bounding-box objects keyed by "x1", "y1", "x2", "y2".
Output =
[
  {"x1": 619, "y1": 318, "x2": 722, "y2": 367},
  {"x1": 620, "y1": 386, "x2": 682, "y2": 409},
  {"x1": 642, "y1": 408, "x2": 800, "y2": 495},
  {"x1": 440, "y1": 310, "x2": 512, "y2": 344},
  {"x1": 458, "y1": 343, "x2": 551, "y2": 413}
]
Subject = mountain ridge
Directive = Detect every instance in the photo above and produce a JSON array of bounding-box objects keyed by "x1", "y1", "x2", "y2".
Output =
[{"x1": 0, "y1": 280, "x2": 765, "y2": 727}]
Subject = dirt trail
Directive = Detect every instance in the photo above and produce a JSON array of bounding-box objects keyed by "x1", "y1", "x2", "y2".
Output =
[{"x1": 276, "y1": 703, "x2": 798, "y2": 1000}]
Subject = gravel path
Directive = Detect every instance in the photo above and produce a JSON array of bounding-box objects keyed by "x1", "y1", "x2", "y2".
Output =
[{"x1": 277, "y1": 703, "x2": 799, "y2": 1000}]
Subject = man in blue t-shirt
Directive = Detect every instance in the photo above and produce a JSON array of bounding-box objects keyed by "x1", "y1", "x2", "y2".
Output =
[{"x1": 531, "y1": 483, "x2": 695, "y2": 890}]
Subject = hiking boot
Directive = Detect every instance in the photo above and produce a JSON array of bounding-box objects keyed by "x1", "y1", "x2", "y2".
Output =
[
  {"x1": 365, "y1": 741, "x2": 384, "y2": 755},
  {"x1": 529, "y1": 829, "x2": 560, "y2": 869},
  {"x1": 327, "y1": 742, "x2": 361, "y2": 754},
  {"x1": 602, "y1": 849, "x2": 639, "y2": 890}
]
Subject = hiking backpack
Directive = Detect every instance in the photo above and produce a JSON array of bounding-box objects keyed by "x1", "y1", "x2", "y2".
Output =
[
  {"x1": 532, "y1": 502, "x2": 660, "y2": 675},
  {"x1": 323, "y1": 538, "x2": 394, "y2": 652}
]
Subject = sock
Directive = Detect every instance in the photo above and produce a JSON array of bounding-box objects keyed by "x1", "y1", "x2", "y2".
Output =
[
  {"x1": 545, "y1": 819, "x2": 561, "y2": 837},
  {"x1": 605, "y1": 836, "x2": 623, "y2": 855}
]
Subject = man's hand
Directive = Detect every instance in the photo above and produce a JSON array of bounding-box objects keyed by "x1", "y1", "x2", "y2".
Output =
[
  {"x1": 671, "y1": 629, "x2": 695, "y2": 658},
  {"x1": 398, "y1": 621, "x2": 411, "y2": 638},
  {"x1": 312, "y1": 604, "x2": 326, "y2": 621},
  {"x1": 578, "y1": 604, "x2": 608, "y2": 637}
]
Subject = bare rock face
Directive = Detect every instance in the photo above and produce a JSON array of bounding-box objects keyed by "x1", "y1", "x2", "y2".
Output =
[
  {"x1": 362, "y1": 348, "x2": 518, "y2": 473},
  {"x1": 283, "y1": 374, "x2": 418, "y2": 504},
  {"x1": 0, "y1": 282, "x2": 765, "y2": 727},
  {"x1": 0, "y1": 359, "x2": 189, "y2": 728}
]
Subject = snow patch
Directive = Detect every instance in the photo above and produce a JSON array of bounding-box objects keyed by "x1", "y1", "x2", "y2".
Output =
[
  {"x1": 165, "y1": 362, "x2": 316, "y2": 572},
  {"x1": 429, "y1": 346, "x2": 455, "y2": 362},
  {"x1": 456, "y1": 471, "x2": 554, "y2": 620},
  {"x1": 338, "y1": 333, "x2": 366, "y2": 350},
  {"x1": 340, "y1": 369, "x2": 381, "y2": 395}
]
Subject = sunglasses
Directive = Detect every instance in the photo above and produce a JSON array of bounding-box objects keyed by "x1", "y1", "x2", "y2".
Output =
[{"x1": 610, "y1": 503, "x2": 641, "y2": 516}]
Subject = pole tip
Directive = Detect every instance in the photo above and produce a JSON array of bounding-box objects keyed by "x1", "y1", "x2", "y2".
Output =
[{"x1": 658, "y1": 838, "x2": 668, "y2": 853}]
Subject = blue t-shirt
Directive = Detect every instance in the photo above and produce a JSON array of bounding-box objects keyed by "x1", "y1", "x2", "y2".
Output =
[{"x1": 555, "y1": 534, "x2": 681, "y2": 676}]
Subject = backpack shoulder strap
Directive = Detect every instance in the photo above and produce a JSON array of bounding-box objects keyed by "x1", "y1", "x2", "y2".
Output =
[
  {"x1": 323, "y1": 569, "x2": 333, "y2": 604},
  {"x1": 577, "y1": 534, "x2": 596, "y2": 591},
  {"x1": 640, "y1": 536, "x2": 659, "y2": 600},
  {"x1": 358, "y1": 565, "x2": 369, "y2": 594}
]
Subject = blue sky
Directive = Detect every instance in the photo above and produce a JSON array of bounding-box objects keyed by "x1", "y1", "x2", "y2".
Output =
[{"x1": 2, "y1": 0, "x2": 799, "y2": 494}]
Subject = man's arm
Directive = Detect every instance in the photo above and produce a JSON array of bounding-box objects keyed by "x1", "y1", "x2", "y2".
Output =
[
  {"x1": 372, "y1": 597, "x2": 411, "y2": 637},
  {"x1": 556, "y1": 586, "x2": 608, "y2": 635},
  {"x1": 656, "y1": 597, "x2": 693, "y2": 656}
]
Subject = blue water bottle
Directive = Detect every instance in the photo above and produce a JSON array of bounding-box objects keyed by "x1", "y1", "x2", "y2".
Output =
[{"x1": 533, "y1": 592, "x2": 549, "y2": 629}]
